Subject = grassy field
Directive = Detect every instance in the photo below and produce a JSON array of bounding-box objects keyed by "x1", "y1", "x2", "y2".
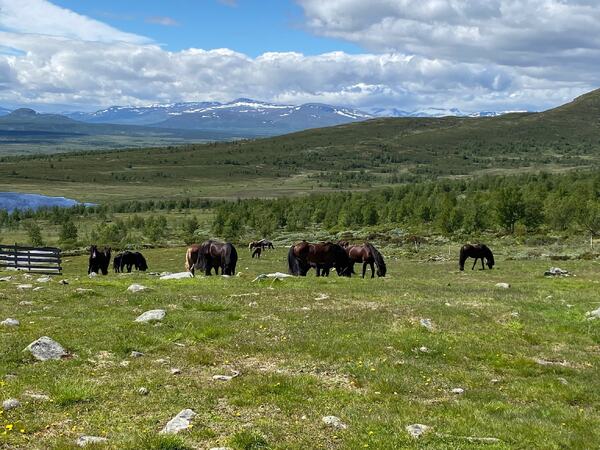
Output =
[{"x1": 1, "y1": 246, "x2": 599, "y2": 449}]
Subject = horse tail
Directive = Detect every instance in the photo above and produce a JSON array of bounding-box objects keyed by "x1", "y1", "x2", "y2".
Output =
[
  {"x1": 185, "y1": 247, "x2": 194, "y2": 272},
  {"x1": 366, "y1": 243, "x2": 386, "y2": 277},
  {"x1": 459, "y1": 245, "x2": 467, "y2": 271},
  {"x1": 224, "y1": 243, "x2": 238, "y2": 275},
  {"x1": 287, "y1": 245, "x2": 302, "y2": 275}
]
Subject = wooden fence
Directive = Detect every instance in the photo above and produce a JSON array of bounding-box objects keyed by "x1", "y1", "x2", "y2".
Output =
[{"x1": 0, "y1": 244, "x2": 62, "y2": 274}]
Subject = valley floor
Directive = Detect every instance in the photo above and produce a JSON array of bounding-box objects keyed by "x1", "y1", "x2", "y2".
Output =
[{"x1": 1, "y1": 248, "x2": 599, "y2": 449}]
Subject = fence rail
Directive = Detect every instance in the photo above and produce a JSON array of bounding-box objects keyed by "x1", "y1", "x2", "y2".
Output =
[{"x1": 0, "y1": 244, "x2": 62, "y2": 274}]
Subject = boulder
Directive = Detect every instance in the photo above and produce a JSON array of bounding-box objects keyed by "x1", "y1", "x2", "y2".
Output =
[
  {"x1": 160, "y1": 272, "x2": 194, "y2": 280},
  {"x1": 24, "y1": 336, "x2": 68, "y2": 361},
  {"x1": 135, "y1": 309, "x2": 166, "y2": 323},
  {"x1": 322, "y1": 415, "x2": 347, "y2": 430},
  {"x1": 2, "y1": 398, "x2": 20, "y2": 411},
  {"x1": 127, "y1": 284, "x2": 148, "y2": 293},
  {"x1": 160, "y1": 409, "x2": 196, "y2": 434},
  {"x1": 1, "y1": 318, "x2": 19, "y2": 327},
  {"x1": 406, "y1": 424, "x2": 430, "y2": 439},
  {"x1": 495, "y1": 283, "x2": 510, "y2": 289}
]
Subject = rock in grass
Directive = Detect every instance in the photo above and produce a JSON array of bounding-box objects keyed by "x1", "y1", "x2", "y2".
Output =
[
  {"x1": 138, "y1": 387, "x2": 149, "y2": 396},
  {"x1": 127, "y1": 284, "x2": 147, "y2": 293},
  {"x1": 22, "y1": 392, "x2": 50, "y2": 401},
  {"x1": 495, "y1": 282, "x2": 510, "y2": 289},
  {"x1": 420, "y1": 318, "x2": 434, "y2": 331},
  {"x1": 160, "y1": 408, "x2": 196, "y2": 434},
  {"x1": 135, "y1": 309, "x2": 166, "y2": 323},
  {"x1": 586, "y1": 307, "x2": 600, "y2": 320},
  {"x1": 76, "y1": 435, "x2": 108, "y2": 447},
  {"x1": 322, "y1": 415, "x2": 347, "y2": 430},
  {"x1": 24, "y1": 336, "x2": 68, "y2": 361},
  {"x1": 212, "y1": 371, "x2": 240, "y2": 382},
  {"x1": 130, "y1": 351, "x2": 144, "y2": 358},
  {"x1": 36, "y1": 276, "x2": 51, "y2": 283},
  {"x1": 17, "y1": 284, "x2": 33, "y2": 290},
  {"x1": 159, "y1": 272, "x2": 194, "y2": 280},
  {"x1": 3, "y1": 398, "x2": 20, "y2": 411},
  {"x1": 451, "y1": 387, "x2": 465, "y2": 395},
  {"x1": 1, "y1": 318, "x2": 19, "y2": 327},
  {"x1": 406, "y1": 424, "x2": 430, "y2": 439}
]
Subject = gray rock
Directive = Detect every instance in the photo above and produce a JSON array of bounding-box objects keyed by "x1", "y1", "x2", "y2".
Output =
[
  {"x1": 138, "y1": 387, "x2": 149, "y2": 395},
  {"x1": 88, "y1": 272, "x2": 98, "y2": 278},
  {"x1": 451, "y1": 387, "x2": 465, "y2": 395},
  {"x1": 0, "y1": 276, "x2": 12, "y2": 282},
  {"x1": 130, "y1": 351, "x2": 144, "y2": 358},
  {"x1": 1, "y1": 318, "x2": 19, "y2": 327},
  {"x1": 159, "y1": 272, "x2": 194, "y2": 280},
  {"x1": 17, "y1": 284, "x2": 33, "y2": 290},
  {"x1": 586, "y1": 307, "x2": 600, "y2": 320},
  {"x1": 3, "y1": 398, "x2": 20, "y2": 410},
  {"x1": 24, "y1": 336, "x2": 68, "y2": 361},
  {"x1": 170, "y1": 368, "x2": 182, "y2": 375},
  {"x1": 544, "y1": 267, "x2": 569, "y2": 277},
  {"x1": 322, "y1": 415, "x2": 347, "y2": 429},
  {"x1": 135, "y1": 309, "x2": 166, "y2": 323},
  {"x1": 418, "y1": 346, "x2": 430, "y2": 353},
  {"x1": 160, "y1": 408, "x2": 196, "y2": 434},
  {"x1": 212, "y1": 371, "x2": 240, "y2": 382},
  {"x1": 127, "y1": 284, "x2": 147, "y2": 293},
  {"x1": 19, "y1": 300, "x2": 33, "y2": 306},
  {"x1": 495, "y1": 282, "x2": 510, "y2": 289},
  {"x1": 420, "y1": 318, "x2": 434, "y2": 331},
  {"x1": 76, "y1": 435, "x2": 108, "y2": 447},
  {"x1": 36, "y1": 276, "x2": 51, "y2": 283},
  {"x1": 406, "y1": 423, "x2": 430, "y2": 439}
]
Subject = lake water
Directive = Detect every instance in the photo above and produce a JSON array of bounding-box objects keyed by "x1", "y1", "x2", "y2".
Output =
[{"x1": 0, "y1": 192, "x2": 88, "y2": 212}]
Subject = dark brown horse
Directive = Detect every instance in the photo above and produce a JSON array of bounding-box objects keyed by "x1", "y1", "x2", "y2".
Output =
[
  {"x1": 341, "y1": 242, "x2": 386, "y2": 278},
  {"x1": 88, "y1": 245, "x2": 111, "y2": 275},
  {"x1": 185, "y1": 240, "x2": 238, "y2": 276},
  {"x1": 287, "y1": 241, "x2": 351, "y2": 277},
  {"x1": 114, "y1": 251, "x2": 148, "y2": 273},
  {"x1": 459, "y1": 244, "x2": 495, "y2": 271},
  {"x1": 249, "y1": 239, "x2": 274, "y2": 250}
]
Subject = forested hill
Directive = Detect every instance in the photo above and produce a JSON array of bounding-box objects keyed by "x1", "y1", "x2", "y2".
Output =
[{"x1": 1, "y1": 89, "x2": 600, "y2": 203}]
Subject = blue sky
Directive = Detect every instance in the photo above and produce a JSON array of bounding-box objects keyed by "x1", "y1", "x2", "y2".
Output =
[
  {"x1": 0, "y1": 0, "x2": 597, "y2": 113},
  {"x1": 51, "y1": 0, "x2": 362, "y2": 56}
]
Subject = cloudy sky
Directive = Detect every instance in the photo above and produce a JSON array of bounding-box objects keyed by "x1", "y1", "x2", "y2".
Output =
[{"x1": 0, "y1": 0, "x2": 597, "y2": 113}]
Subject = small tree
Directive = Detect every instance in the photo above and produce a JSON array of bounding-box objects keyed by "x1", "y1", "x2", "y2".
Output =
[
  {"x1": 495, "y1": 187, "x2": 525, "y2": 233},
  {"x1": 60, "y1": 219, "x2": 78, "y2": 243},
  {"x1": 24, "y1": 221, "x2": 44, "y2": 247}
]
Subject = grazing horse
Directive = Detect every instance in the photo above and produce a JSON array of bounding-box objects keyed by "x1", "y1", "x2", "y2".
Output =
[
  {"x1": 459, "y1": 244, "x2": 495, "y2": 271},
  {"x1": 186, "y1": 240, "x2": 238, "y2": 276},
  {"x1": 115, "y1": 251, "x2": 148, "y2": 273},
  {"x1": 251, "y1": 247, "x2": 262, "y2": 259},
  {"x1": 287, "y1": 241, "x2": 352, "y2": 277},
  {"x1": 249, "y1": 239, "x2": 274, "y2": 251},
  {"x1": 341, "y1": 242, "x2": 387, "y2": 278},
  {"x1": 88, "y1": 245, "x2": 111, "y2": 275}
]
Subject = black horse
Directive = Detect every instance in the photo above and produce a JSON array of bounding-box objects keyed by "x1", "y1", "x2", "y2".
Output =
[
  {"x1": 186, "y1": 240, "x2": 238, "y2": 276},
  {"x1": 114, "y1": 251, "x2": 148, "y2": 273},
  {"x1": 288, "y1": 241, "x2": 352, "y2": 277},
  {"x1": 459, "y1": 244, "x2": 495, "y2": 271},
  {"x1": 88, "y1": 245, "x2": 111, "y2": 275},
  {"x1": 249, "y1": 239, "x2": 274, "y2": 251}
]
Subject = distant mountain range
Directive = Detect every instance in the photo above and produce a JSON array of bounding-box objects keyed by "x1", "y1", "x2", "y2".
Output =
[
  {"x1": 64, "y1": 98, "x2": 374, "y2": 134},
  {"x1": 369, "y1": 107, "x2": 526, "y2": 118}
]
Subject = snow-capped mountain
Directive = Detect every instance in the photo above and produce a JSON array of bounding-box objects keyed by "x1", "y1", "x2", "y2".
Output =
[
  {"x1": 66, "y1": 99, "x2": 374, "y2": 134},
  {"x1": 370, "y1": 107, "x2": 524, "y2": 118}
]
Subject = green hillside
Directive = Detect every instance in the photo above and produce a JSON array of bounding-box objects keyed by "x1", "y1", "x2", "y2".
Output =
[{"x1": 1, "y1": 89, "x2": 600, "y2": 202}]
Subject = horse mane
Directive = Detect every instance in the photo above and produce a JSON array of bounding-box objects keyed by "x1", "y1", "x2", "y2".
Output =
[{"x1": 365, "y1": 242, "x2": 386, "y2": 277}]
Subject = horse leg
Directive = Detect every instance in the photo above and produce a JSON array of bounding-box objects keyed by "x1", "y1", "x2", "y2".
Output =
[
  {"x1": 370, "y1": 262, "x2": 375, "y2": 278},
  {"x1": 127, "y1": 264, "x2": 132, "y2": 273},
  {"x1": 362, "y1": 262, "x2": 367, "y2": 278},
  {"x1": 316, "y1": 266, "x2": 321, "y2": 277},
  {"x1": 472, "y1": 258, "x2": 477, "y2": 270},
  {"x1": 481, "y1": 258, "x2": 485, "y2": 270}
]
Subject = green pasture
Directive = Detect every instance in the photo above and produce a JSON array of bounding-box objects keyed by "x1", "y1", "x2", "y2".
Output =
[{"x1": 1, "y1": 247, "x2": 599, "y2": 449}]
